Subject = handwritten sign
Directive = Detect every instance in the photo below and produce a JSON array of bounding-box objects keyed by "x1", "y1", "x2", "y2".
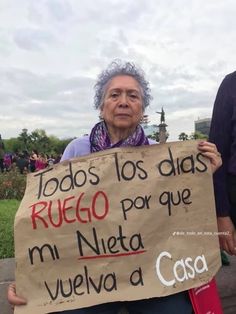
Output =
[{"x1": 14, "y1": 141, "x2": 221, "y2": 314}]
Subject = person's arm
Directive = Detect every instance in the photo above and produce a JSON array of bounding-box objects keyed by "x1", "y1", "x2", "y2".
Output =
[
  {"x1": 61, "y1": 136, "x2": 91, "y2": 162},
  {"x1": 209, "y1": 75, "x2": 233, "y2": 216},
  {"x1": 209, "y1": 74, "x2": 236, "y2": 255}
]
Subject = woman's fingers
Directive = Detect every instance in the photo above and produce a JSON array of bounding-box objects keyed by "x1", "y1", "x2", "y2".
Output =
[
  {"x1": 197, "y1": 141, "x2": 222, "y2": 173},
  {"x1": 7, "y1": 283, "x2": 27, "y2": 306},
  {"x1": 217, "y1": 217, "x2": 236, "y2": 256}
]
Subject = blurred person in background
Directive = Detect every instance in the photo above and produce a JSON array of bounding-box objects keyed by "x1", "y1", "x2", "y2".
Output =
[
  {"x1": 209, "y1": 71, "x2": 236, "y2": 264},
  {"x1": 0, "y1": 134, "x2": 5, "y2": 173}
]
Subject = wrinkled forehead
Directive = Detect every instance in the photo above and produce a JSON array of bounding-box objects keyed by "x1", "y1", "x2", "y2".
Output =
[
  {"x1": 106, "y1": 75, "x2": 141, "y2": 92},
  {"x1": 98, "y1": 74, "x2": 145, "y2": 109}
]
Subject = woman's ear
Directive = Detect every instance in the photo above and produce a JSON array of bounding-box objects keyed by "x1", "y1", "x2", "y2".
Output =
[
  {"x1": 99, "y1": 107, "x2": 104, "y2": 120},
  {"x1": 140, "y1": 112, "x2": 145, "y2": 122},
  {"x1": 100, "y1": 104, "x2": 104, "y2": 116}
]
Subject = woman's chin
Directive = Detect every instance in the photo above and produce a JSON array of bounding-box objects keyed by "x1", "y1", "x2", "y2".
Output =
[{"x1": 115, "y1": 122, "x2": 137, "y2": 131}]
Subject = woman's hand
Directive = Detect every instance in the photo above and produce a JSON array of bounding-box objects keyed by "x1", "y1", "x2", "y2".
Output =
[
  {"x1": 198, "y1": 141, "x2": 222, "y2": 173},
  {"x1": 7, "y1": 283, "x2": 27, "y2": 308},
  {"x1": 217, "y1": 216, "x2": 236, "y2": 255}
]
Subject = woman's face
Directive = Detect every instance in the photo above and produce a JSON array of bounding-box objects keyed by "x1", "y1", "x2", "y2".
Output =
[{"x1": 101, "y1": 75, "x2": 143, "y2": 135}]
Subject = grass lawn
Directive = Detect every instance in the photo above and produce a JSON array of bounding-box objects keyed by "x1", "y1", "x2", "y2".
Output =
[{"x1": 0, "y1": 199, "x2": 20, "y2": 259}]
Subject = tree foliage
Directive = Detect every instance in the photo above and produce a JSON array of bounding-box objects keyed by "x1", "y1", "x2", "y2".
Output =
[
  {"x1": 189, "y1": 131, "x2": 208, "y2": 140},
  {"x1": 178, "y1": 132, "x2": 189, "y2": 141},
  {"x1": 178, "y1": 131, "x2": 208, "y2": 141},
  {"x1": 147, "y1": 132, "x2": 159, "y2": 142},
  {"x1": 4, "y1": 129, "x2": 74, "y2": 155}
]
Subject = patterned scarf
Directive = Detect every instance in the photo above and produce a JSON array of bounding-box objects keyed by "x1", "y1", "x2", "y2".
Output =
[{"x1": 90, "y1": 121, "x2": 149, "y2": 153}]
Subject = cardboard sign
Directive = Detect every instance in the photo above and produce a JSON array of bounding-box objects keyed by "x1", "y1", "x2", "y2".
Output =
[{"x1": 14, "y1": 141, "x2": 221, "y2": 314}]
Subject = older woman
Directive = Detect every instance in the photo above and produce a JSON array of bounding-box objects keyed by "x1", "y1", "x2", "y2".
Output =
[{"x1": 8, "y1": 60, "x2": 222, "y2": 313}]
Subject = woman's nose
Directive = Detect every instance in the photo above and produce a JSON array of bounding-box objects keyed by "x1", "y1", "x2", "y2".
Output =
[
  {"x1": 118, "y1": 102, "x2": 128, "y2": 107},
  {"x1": 118, "y1": 93, "x2": 128, "y2": 107}
]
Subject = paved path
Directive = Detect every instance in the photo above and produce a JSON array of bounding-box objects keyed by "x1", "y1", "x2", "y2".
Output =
[
  {"x1": 0, "y1": 257, "x2": 236, "y2": 313},
  {"x1": 215, "y1": 255, "x2": 236, "y2": 314},
  {"x1": 0, "y1": 259, "x2": 15, "y2": 314}
]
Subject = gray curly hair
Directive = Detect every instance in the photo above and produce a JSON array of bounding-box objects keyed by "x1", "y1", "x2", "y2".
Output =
[{"x1": 94, "y1": 60, "x2": 152, "y2": 110}]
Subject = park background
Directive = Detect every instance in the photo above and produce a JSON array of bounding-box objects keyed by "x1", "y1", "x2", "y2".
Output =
[{"x1": 1, "y1": 0, "x2": 236, "y2": 313}]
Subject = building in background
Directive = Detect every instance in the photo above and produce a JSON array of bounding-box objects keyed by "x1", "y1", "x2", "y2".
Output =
[
  {"x1": 142, "y1": 124, "x2": 159, "y2": 137},
  {"x1": 194, "y1": 118, "x2": 211, "y2": 137},
  {"x1": 141, "y1": 115, "x2": 159, "y2": 137}
]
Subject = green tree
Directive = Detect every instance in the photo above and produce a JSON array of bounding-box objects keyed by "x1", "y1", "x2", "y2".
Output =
[
  {"x1": 190, "y1": 131, "x2": 208, "y2": 140},
  {"x1": 5, "y1": 129, "x2": 74, "y2": 156},
  {"x1": 18, "y1": 128, "x2": 30, "y2": 151},
  {"x1": 55, "y1": 138, "x2": 73, "y2": 155},
  {"x1": 147, "y1": 131, "x2": 159, "y2": 142},
  {"x1": 4, "y1": 138, "x2": 22, "y2": 153},
  {"x1": 47, "y1": 136, "x2": 72, "y2": 155},
  {"x1": 178, "y1": 132, "x2": 189, "y2": 141},
  {"x1": 29, "y1": 129, "x2": 50, "y2": 152}
]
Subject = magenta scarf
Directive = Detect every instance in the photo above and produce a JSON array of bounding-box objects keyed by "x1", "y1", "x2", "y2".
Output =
[{"x1": 90, "y1": 121, "x2": 149, "y2": 153}]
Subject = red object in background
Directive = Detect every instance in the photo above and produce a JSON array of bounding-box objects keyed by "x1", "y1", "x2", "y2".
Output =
[{"x1": 189, "y1": 278, "x2": 223, "y2": 314}]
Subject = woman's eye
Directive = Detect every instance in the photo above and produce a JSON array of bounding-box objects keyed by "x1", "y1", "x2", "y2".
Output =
[
  {"x1": 111, "y1": 93, "x2": 119, "y2": 98},
  {"x1": 130, "y1": 94, "x2": 138, "y2": 99}
]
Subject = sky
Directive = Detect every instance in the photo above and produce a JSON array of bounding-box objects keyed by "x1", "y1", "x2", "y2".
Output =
[{"x1": 0, "y1": 0, "x2": 236, "y2": 141}]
